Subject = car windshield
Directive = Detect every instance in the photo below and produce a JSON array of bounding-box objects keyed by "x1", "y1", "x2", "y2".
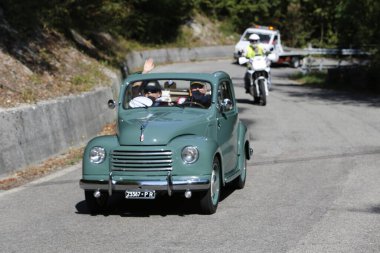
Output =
[
  {"x1": 243, "y1": 32, "x2": 272, "y2": 44},
  {"x1": 123, "y1": 79, "x2": 212, "y2": 110}
]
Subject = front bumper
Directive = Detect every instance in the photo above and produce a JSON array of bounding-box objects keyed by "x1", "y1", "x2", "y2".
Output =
[{"x1": 80, "y1": 172, "x2": 210, "y2": 196}]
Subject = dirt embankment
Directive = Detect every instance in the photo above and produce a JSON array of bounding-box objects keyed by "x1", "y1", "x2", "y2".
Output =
[
  {"x1": 0, "y1": 7, "x2": 114, "y2": 109},
  {"x1": 0, "y1": 9, "x2": 236, "y2": 109},
  {"x1": 0, "y1": 7, "x2": 118, "y2": 188}
]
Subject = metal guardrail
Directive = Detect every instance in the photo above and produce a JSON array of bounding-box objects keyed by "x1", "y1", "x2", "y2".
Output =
[
  {"x1": 297, "y1": 46, "x2": 371, "y2": 73},
  {"x1": 300, "y1": 56, "x2": 370, "y2": 73},
  {"x1": 303, "y1": 48, "x2": 370, "y2": 56}
]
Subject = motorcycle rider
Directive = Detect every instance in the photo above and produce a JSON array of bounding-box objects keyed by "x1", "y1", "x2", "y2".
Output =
[{"x1": 243, "y1": 34, "x2": 270, "y2": 93}]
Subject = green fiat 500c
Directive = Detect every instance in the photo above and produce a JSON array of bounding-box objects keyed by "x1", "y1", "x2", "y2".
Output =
[{"x1": 80, "y1": 71, "x2": 253, "y2": 214}]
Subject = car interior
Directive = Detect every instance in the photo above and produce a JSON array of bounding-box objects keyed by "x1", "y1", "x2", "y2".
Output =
[{"x1": 124, "y1": 79, "x2": 212, "y2": 109}]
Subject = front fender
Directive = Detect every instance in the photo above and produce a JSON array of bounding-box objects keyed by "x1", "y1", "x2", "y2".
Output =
[
  {"x1": 168, "y1": 135, "x2": 220, "y2": 176},
  {"x1": 82, "y1": 135, "x2": 118, "y2": 178}
]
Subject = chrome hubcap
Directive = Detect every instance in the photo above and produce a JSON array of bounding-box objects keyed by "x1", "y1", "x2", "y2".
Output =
[{"x1": 210, "y1": 166, "x2": 220, "y2": 204}]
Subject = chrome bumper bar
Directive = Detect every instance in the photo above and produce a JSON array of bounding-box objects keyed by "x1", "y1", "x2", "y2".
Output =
[{"x1": 80, "y1": 172, "x2": 210, "y2": 196}]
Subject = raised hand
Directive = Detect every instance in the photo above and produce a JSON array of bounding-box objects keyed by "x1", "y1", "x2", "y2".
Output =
[{"x1": 142, "y1": 58, "x2": 155, "y2": 74}]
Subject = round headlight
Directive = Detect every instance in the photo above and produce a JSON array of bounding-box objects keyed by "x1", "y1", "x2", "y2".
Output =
[
  {"x1": 89, "y1": 146, "x2": 106, "y2": 164},
  {"x1": 181, "y1": 146, "x2": 199, "y2": 164}
]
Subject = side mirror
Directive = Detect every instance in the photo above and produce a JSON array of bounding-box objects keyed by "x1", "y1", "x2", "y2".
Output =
[
  {"x1": 220, "y1": 98, "x2": 233, "y2": 112},
  {"x1": 108, "y1": 99, "x2": 116, "y2": 109}
]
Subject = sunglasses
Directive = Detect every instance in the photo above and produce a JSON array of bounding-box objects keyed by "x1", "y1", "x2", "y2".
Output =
[{"x1": 146, "y1": 90, "x2": 159, "y2": 93}]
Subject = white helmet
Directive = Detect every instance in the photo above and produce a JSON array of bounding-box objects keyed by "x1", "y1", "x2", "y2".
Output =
[{"x1": 249, "y1": 34, "x2": 260, "y2": 42}]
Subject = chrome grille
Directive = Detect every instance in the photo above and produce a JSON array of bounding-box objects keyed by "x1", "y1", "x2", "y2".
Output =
[{"x1": 111, "y1": 150, "x2": 173, "y2": 171}]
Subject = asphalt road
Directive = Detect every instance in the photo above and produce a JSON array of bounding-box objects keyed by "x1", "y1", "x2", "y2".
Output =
[{"x1": 1, "y1": 59, "x2": 380, "y2": 253}]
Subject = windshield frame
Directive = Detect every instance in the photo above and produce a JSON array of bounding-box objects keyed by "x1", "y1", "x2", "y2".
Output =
[{"x1": 122, "y1": 78, "x2": 213, "y2": 110}]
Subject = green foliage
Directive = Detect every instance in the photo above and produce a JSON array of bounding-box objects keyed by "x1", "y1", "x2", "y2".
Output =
[
  {"x1": 123, "y1": 0, "x2": 194, "y2": 43},
  {"x1": 67, "y1": 0, "x2": 130, "y2": 35},
  {"x1": 1, "y1": 0, "x2": 379, "y2": 63},
  {"x1": 281, "y1": 1, "x2": 309, "y2": 47},
  {"x1": 193, "y1": 0, "x2": 282, "y2": 33},
  {"x1": 336, "y1": 0, "x2": 380, "y2": 48}
]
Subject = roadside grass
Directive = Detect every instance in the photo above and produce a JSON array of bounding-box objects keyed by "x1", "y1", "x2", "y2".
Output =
[
  {"x1": 69, "y1": 61, "x2": 108, "y2": 92},
  {"x1": 21, "y1": 87, "x2": 37, "y2": 103},
  {"x1": 290, "y1": 71, "x2": 327, "y2": 87}
]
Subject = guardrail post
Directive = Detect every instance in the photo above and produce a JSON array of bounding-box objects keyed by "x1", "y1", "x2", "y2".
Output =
[{"x1": 319, "y1": 58, "x2": 323, "y2": 71}]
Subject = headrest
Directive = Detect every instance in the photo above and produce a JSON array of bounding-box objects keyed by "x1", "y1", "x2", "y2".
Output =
[
  {"x1": 142, "y1": 80, "x2": 161, "y2": 93},
  {"x1": 190, "y1": 81, "x2": 206, "y2": 89}
]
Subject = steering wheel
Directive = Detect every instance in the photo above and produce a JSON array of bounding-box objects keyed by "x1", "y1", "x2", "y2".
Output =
[{"x1": 181, "y1": 101, "x2": 206, "y2": 108}]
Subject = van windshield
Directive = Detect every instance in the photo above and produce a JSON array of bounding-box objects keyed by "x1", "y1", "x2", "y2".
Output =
[{"x1": 243, "y1": 32, "x2": 272, "y2": 44}]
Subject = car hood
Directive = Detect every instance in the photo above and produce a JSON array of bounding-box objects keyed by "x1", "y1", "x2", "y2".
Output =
[{"x1": 117, "y1": 109, "x2": 211, "y2": 145}]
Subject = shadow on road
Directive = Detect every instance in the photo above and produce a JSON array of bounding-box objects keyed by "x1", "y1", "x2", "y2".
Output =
[
  {"x1": 347, "y1": 205, "x2": 380, "y2": 215},
  {"x1": 75, "y1": 184, "x2": 237, "y2": 217},
  {"x1": 236, "y1": 98, "x2": 252, "y2": 105},
  {"x1": 274, "y1": 81, "x2": 380, "y2": 108}
]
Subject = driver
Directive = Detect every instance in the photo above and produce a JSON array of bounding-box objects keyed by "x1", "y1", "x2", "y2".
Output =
[{"x1": 189, "y1": 81, "x2": 211, "y2": 107}]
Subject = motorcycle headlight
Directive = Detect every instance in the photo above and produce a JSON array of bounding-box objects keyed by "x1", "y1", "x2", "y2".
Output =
[
  {"x1": 89, "y1": 146, "x2": 106, "y2": 164},
  {"x1": 181, "y1": 146, "x2": 199, "y2": 164}
]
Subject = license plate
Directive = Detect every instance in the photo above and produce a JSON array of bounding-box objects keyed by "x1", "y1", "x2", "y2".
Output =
[{"x1": 125, "y1": 190, "x2": 156, "y2": 199}]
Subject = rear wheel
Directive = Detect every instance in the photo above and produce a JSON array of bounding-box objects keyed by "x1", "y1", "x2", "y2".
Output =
[
  {"x1": 85, "y1": 190, "x2": 109, "y2": 214},
  {"x1": 233, "y1": 149, "x2": 247, "y2": 189},
  {"x1": 200, "y1": 157, "x2": 221, "y2": 214},
  {"x1": 291, "y1": 57, "x2": 300, "y2": 68},
  {"x1": 258, "y1": 79, "x2": 267, "y2": 106}
]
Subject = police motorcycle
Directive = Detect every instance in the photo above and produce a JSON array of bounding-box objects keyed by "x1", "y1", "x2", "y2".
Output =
[{"x1": 239, "y1": 52, "x2": 274, "y2": 106}]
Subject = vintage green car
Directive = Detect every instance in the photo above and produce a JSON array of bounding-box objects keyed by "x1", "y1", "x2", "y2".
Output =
[{"x1": 79, "y1": 71, "x2": 252, "y2": 214}]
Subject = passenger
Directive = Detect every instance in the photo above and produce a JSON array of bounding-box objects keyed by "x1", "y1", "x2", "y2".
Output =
[
  {"x1": 143, "y1": 84, "x2": 162, "y2": 104},
  {"x1": 129, "y1": 81, "x2": 162, "y2": 108}
]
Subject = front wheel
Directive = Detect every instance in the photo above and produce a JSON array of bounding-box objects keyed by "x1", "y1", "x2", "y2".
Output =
[
  {"x1": 85, "y1": 190, "x2": 109, "y2": 214},
  {"x1": 200, "y1": 157, "x2": 221, "y2": 214},
  {"x1": 258, "y1": 79, "x2": 267, "y2": 106}
]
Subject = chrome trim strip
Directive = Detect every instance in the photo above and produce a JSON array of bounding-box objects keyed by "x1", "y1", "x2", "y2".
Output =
[
  {"x1": 111, "y1": 167, "x2": 173, "y2": 172},
  {"x1": 111, "y1": 151, "x2": 172, "y2": 156},
  {"x1": 111, "y1": 159, "x2": 173, "y2": 164}
]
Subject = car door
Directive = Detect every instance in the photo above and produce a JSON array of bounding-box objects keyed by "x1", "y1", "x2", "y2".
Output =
[{"x1": 216, "y1": 79, "x2": 239, "y2": 173}]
